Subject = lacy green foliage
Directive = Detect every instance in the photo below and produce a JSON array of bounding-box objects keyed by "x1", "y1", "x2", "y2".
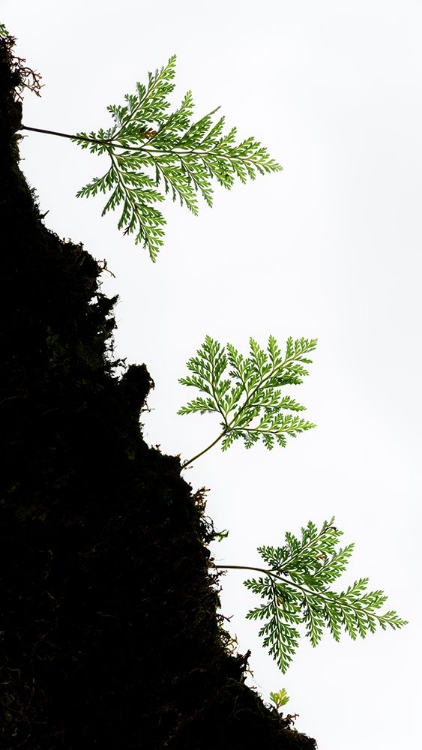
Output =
[
  {"x1": 269, "y1": 688, "x2": 290, "y2": 709},
  {"x1": 73, "y1": 56, "x2": 281, "y2": 260},
  {"x1": 178, "y1": 335, "x2": 317, "y2": 467},
  {"x1": 0, "y1": 23, "x2": 9, "y2": 37},
  {"x1": 241, "y1": 518, "x2": 407, "y2": 673}
]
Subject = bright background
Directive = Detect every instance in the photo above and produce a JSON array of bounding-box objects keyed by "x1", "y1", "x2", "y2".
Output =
[{"x1": 4, "y1": 2, "x2": 421, "y2": 747}]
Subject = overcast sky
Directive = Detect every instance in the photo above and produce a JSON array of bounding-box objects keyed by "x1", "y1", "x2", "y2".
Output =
[{"x1": 4, "y1": 1, "x2": 422, "y2": 747}]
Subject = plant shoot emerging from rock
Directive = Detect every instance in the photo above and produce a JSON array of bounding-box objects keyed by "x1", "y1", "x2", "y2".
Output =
[
  {"x1": 178, "y1": 335, "x2": 317, "y2": 468},
  {"x1": 20, "y1": 55, "x2": 281, "y2": 260},
  {"x1": 178, "y1": 337, "x2": 407, "y2": 671},
  {"x1": 216, "y1": 518, "x2": 407, "y2": 673}
]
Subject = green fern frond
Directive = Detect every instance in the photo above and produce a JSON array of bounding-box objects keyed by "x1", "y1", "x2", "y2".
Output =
[
  {"x1": 239, "y1": 518, "x2": 408, "y2": 672},
  {"x1": 269, "y1": 688, "x2": 290, "y2": 709},
  {"x1": 72, "y1": 56, "x2": 281, "y2": 260},
  {"x1": 178, "y1": 335, "x2": 317, "y2": 467}
]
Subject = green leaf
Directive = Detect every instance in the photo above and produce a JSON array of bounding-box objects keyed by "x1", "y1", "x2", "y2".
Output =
[
  {"x1": 72, "y1": 55, "x2": 281, "y2": 259},
  {"x1": 269, "y1": 688, "x2": 290, "y2": 709},
  {"x1": 240, "y1": 518, "x2": 408, "y2": 673},
  {"x1": 178, "y1": 335, "x2": 317, "y2": 467}
]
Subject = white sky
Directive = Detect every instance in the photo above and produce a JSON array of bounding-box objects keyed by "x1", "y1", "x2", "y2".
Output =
[{"x1": 4, "y1": 1, "x2": 421, "y2": 747}]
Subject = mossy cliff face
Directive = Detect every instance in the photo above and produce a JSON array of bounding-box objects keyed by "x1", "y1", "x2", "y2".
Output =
[{"x1": 0, "y1": 36, "x2": 317, "y2": 749}]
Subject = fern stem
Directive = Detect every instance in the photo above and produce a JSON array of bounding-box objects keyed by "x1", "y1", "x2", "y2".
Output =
[
  {"x1": 218, "y1": 564, "x2": 398, "y2": 625},
  {"x1": 20, "y1": 125, "x2": 280, "y2": 165},
  {"x1": 215, "y1": 564, "x2": 318, "y2": 597},
  {"x1": 181, "y1": 428, "x2": 228, "y2": 469},
  {"x1": 216, "y1": 564, "x2": 277, "y2": 575},
  {"x1": 21, "y1": 125, "x2": 97, "y2": 143}
]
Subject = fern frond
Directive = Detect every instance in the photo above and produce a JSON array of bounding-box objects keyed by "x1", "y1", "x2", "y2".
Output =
[
  {"x1": 71, "y1": 56, "x2": 281, "y2": 259},
  {"x1": 239, "y1": 518, "x2": 408, "y2": 672},
  {"x1": 179, "y1": 335, "x2": 317, "y2": 467}
]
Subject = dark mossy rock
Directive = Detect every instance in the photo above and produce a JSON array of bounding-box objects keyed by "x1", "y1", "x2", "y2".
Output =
[{"x1": 0, "y1": 36, "x2": 317, "y2": 749}]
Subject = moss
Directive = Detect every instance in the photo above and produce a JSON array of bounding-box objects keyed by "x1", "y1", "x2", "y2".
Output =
[{"x1": 0, "y1": 35, "x2": 317, "y2": 749}]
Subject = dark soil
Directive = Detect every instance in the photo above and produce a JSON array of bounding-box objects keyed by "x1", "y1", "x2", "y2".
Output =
[{"x1": 0, "y1": 35, "x2": 317, "y2": 749}]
